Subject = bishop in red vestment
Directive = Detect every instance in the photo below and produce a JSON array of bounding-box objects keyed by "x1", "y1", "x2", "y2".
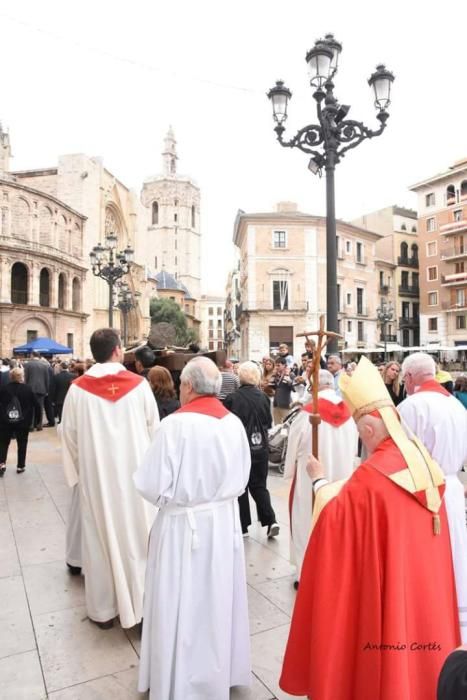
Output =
[{"x1": 279, "y1": 357, "x2": 460, "y2": 700}]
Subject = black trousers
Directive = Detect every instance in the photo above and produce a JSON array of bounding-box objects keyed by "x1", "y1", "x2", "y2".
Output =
[
  {"x1": 31, "y1": 394, "x2": 45, "y2": 429},
  {"x1": 0, "y1": 428, "x2": 30, "y2": 469},
  {"x1": 238, "y1": 452, "x2": 276, "y2": 533},
  {"x1": 44, "y1": 395, "x2": 55, "y2": 426}
]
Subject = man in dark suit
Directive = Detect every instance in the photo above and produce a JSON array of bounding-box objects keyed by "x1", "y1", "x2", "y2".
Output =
[
  {"x1": 54, "y1": 362, "x2": 75, "y2": 423},
  {"x1": 24, "y1": 351, "x2": 50, "y2": 430}
]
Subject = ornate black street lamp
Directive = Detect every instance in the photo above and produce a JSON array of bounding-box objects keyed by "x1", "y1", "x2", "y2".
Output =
[
  {"x1": 376, "y1": 298, "x2": 395, "y2": 361},
  {"x1": 116, "y1": 281, "x2": 141, "y2": 346},
  {"x1": 267, "y1": 34, "x2": 394, "y2": 353},
  {"x1": 89, "y1": 233, "x2": 134, "y2": 328}
]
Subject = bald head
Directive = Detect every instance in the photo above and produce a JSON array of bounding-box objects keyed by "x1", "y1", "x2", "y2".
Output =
[
  {"x1": 180, "y1": 356, "x2": 222, "y2": 406},
  {"x1": 356, "y1": 414, "x2": 390, "y2": 455}
]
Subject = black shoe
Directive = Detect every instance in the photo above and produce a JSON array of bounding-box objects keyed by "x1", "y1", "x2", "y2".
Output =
[
  {"x1": 45, "y1": 424, "x2": 55, "y2": 428},
  {"x1": 67, "y1": 563, "x2": 82, "y2": 576},
  {"x1": 90, "y1": 617, "x2": 114, "y2": 630},
  {"x1": 36, "y1": 426, "x2": 43, "y2": 432},
  {"x1": 16, "y1": 467, "x2": 25, "y2": 474},
  {"x1": 0, "y1": 464, "x2": 5, "y2": 477},
  {"x1": 267, "y1": 522, "x2": 280, "y2": 539}
]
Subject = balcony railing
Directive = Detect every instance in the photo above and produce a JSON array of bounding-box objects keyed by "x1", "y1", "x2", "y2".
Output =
[
  {"x1": 398, "y1": 285, "x2": 420, "y2": 297},
  {"x1": 441, "y1": 246, "x2": 467, "y2": 261},
  {"x1": 442, "y1": 300, "x2": 467, "y2": 311},
  {"x1": 441, "y1": 272, "x2": 467, "y2": 286},
  {"x1": 399, "y1": 316, "x2": 419, "y2": 327},
  {"x1": 240, "y1": 299, "x2": 309, "y2": 313},
  {"x1": 397, "y1": 256, "x2": 419, "y2": 268},
  {"x1": 379, "y1": 284, "x2": 390, "y2": 294},
  {"x1": 356, "y1": 307, "x2": 368, "y2": 316},
  {"x1": 440, "y1": 220, "x2": 467, "y2": 235},
  {"x1": 11, "y1": 289, "x2": 28, "y2": 305},
  {"x1": 381, "y1": 334, "x2": 397, "y2": 342}
]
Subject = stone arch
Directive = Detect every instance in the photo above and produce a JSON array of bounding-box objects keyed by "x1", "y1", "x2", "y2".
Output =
[
  {"x1": 57, "y1": 214, "x2": 68, "y2": 252},
  {"x1": 11, "y1": 197, "x2": 31, "y2": 240},
  {"x1": 11, "y1": 262, "x2": 29, "y2": 304},
  {"x1": 58, "y1": 272, "x2": 67, "y2": 309},
  {"x1": 39, "y1": 205, "x2": 53, "y2": 246},
  {"x1": 446, "y1": 184, "x2": 456, "y2": 205},
  {"x1": 400, "y1": 241, "x2": 408, "y2": 258},
  {"x1": 39, "y1": 267, "x2": 51, "y2": 307},
  {"x1": 11, "y1": 314, "x2": 53, "y2": 349},
  {"x1": 72, "y1": 277, "x2": 81, "y2": 312},
  {"x1": 105, "y1": 204, "x2": 125, "y2": 250}
]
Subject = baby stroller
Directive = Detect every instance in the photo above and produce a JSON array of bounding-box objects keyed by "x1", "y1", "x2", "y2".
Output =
[{"x1": 268, "y1": 406, "x2": 302, "y2": 474}]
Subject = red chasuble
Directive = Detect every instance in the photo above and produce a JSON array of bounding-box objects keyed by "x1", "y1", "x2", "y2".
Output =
[
  {"x1": 280, "y1": 438, "x2": 460, "y2": 700},
  {"x1": 73, "y1": 370, "x2": 143, "y2": 402},
  {"x1": 176, "y1": 396, "x2": 229, "y2": 419},
  {"x1": 303, "y1": 397, "x2": 351, "y2": 427}
]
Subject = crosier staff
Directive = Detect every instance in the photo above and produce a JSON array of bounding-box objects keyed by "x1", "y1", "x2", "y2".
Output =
[{"x1": 297, "y1": 315, "x2": 342, "y2": 458}]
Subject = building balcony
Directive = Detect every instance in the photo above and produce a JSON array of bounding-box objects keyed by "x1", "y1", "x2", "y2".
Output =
[
  {"x1": 397, "y1": 256, "x2": 419, "y2": 268},
  {"x1": 440, "y1": 220, "x2": 467, "y2": 235},
  {"x1": 379, "y1": 284, "x2": 390, "y2": 294},
  {"x1": 239, "y1": 299, "x2": 308, "y2": 314},
  {"x1": 441, "y1": 246, "x2": 467, "y2": 262},
  {"x1": 398, "y1": 284, "x2": 420, "y2": 297},
  {"x1": 442, "y1": 300, "x2": 467, "y2": 312},
  {"x1": 441, "y1": 272, "x2": 467, "y2": 286},
  {"x1": 399, "y1": 316, "x2": 419, "y2": 328}
]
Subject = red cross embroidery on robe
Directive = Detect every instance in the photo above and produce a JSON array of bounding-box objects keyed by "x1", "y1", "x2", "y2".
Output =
[{"x1": 73, "y1": 370, "x2": 144, "y2": 402}]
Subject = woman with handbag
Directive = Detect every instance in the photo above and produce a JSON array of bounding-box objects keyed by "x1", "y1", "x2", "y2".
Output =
[{"x1": 0, "y1": 367, "x2": 39, "y2": 475}]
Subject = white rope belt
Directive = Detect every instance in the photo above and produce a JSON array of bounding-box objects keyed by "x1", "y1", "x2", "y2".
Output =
[{"x1": 162, "y1": 498, "x2": 239, "y2": 550}]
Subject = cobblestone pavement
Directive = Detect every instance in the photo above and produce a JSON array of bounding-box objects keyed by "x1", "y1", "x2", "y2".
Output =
[{"x1": 0, "y1": 427, "x2": 303, "y2": 699}]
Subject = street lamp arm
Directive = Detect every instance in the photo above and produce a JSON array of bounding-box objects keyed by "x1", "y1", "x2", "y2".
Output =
[
  {"x1": 335, "y1": 116, "x2": 388, "y2": 161},
  {"x1": 275, "y1": 123, "x2": 325, "y2": 154}
]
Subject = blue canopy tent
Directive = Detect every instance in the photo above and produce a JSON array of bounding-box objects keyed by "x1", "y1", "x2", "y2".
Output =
[{"x1": 13, "y1": 337, "x2": 73, "y2": 355}]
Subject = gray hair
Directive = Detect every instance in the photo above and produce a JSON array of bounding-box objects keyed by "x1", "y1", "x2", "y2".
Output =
[
  {"x1": 238, "y1": 361, "x2": 261, "y2": 386},
  {"x1": 401, "y1": 352, "x2": 436, "y2": 381},
  {"x1": 181, "y1": 356, "x2": 222, "y2": 396},
  {"x1": 318, "y1": 369, "x2": 334, "y2": 388},
  {"x1": 327, "y1": 354, "x2": 342, "y2": 366},
  {"x1": 9, "y1": 367, "x2": 24, "y2": 383}
]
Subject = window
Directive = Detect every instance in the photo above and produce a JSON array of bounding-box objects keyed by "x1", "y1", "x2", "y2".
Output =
[
  {"x1": 174, "y1": 256, "x2": 177, "y2": 266},
  {"x1": 401, "y1": 270, "x2": 409, "y2": 287},
  {"x1": 427, "y1": 266, "x2": 438, "y2": 281},
  {"x1": 356, "y1": 242, "x2": 364, "y2": 263},
  {"x1": 346, "y1": 240, "x2": 351, "y2": 253},
  {"x1": 357, "y1": 321, "x2": 364, "y2": 341},
  {"x1": 27, "y1": 330, "x2": 38, "y2": 343},
  {"x1": 347, "y1": 321, "x2": 352, "y2": 332},
  {"x1": 208, "y1": 307, "x2": 213, "y2": 315},
  {"x1": 456, "y1": 289, "x2": 466, "y2": 306},
  {"x1": 217, "y1": 341, "x2": 223, "y2": 350},
  {"x1": 425, "y1": 193, "x2": 435, "y2": 207},
  {"x1": 174, "y1": 213, "x2": 178, "y2": 223},
  {"x1": 174, "y1": 239, "x2": 177, "y2": 250},
  {"x1": 411, "y1": 226, "x2": 417, "y2": 233},
  {"x1": 346, "y1": 292, "x2": 351, "y2": 306},
  {"x1": 67, "y1": 333, "x2": 74, "y2": 349},
  {"x1": 426, "y1": 217, "x2": 436, "y2": 232},
  {"x1": 455, "y1": 262, "x2": 465, "y2": 274},
  {"x1": 454, "y1": 209, "x2": 463, "y2": 222},
  {"x1": 174, "y1": 198, "x2": 179, "y2": 207},
  {"x1": 154, "y1": 256, "x2": 158, "y2": 268},
  {"x1": 208, "y1": 319, "x2": 213, "y2": 328},
  {"x1": 209, "y1": 330, "x2": 214, "y2": 339},
  {"x1": 456, "y1": 315, "x2": 466, "y2": 329},
  {"x1": 446, "y1": 184, "x2": 456, "y2": 205},
  {"x1": 337, "y1": 283, "x2": 341, "y2": 311},
  {"x1": 217, "y1": 319, "x2": 222, "y2": 328},
  {"x1": 402, "y1": 302, "x2": 410, "y2": 318},
  {"x1": 209, "y1": 341, "x2": 214, "y2": 350},
  {"x1": 428, "y1": 317, "x2": 438, "y2": 331},
  {"x1": 191, "y1": 205, "x2": 196, "y2": 228},
  {"x1": 400, "y1": 241, "x2": 408, "y2": 259},
  {"x1": 273, "y1": 230, "x2": 287, "y2": 248},
  {"x1": 217, "y1": 306, "x2": 222, "y2": 315},
  {"x1": 273, "y1": 279, "x2": 289, "y2": 310},
  {"x1": 426, "y1": 241, "x2": 437, "y2": 257},
  {"x1": 356, "y1": 288, "x2": 364, "y2": 315},
  {"x1": 11, "y1": 262, "x2": 28, "y2": 304},
  {"x1": 401, "y1": 223, "x2": 407, "y2": 231},
  {"x1": 152, "y1": 201, "x2": 159, "y2": 225},
  {"x1": 428, "y1": 292, "x2": 438, "y2": 306}
]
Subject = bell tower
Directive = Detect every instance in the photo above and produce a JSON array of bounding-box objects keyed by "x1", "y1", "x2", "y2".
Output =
[
  {"x1": 0, "y1": 123, "x2": 11, "y2": 174},
  {"x1": 162, "y1": 126, "x2": 178, "y2": 176}
]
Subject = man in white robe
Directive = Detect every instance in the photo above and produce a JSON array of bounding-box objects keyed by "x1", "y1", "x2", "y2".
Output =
[
  {"x1": 284, "y1": 369, "x2": 358, "y2": 583},
  {"x1": 60, "y1": 329, "x2": 159, "y2": 629},
  {"x1": 399, "y1": 352, "x2": 467, "y2": 641},
  {"x1": 134, "y1": 356, "x2": 251, "y2": 700}
]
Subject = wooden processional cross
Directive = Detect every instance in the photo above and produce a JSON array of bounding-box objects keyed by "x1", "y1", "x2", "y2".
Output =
[{"x1": 296, "y1": 315, "x2": 342, "y2": 458}]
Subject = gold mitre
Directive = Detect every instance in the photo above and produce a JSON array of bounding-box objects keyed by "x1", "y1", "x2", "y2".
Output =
[{"x1": 339, "y1": 356, "x2": 445, "y2": 520}]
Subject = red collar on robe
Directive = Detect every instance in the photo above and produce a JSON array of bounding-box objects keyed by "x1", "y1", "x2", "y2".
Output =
[
  {"x1": 415, "y1": 379, "x2": 451, "y2": 397},
  {"x1": 176, "y1": 396, "x2": 229, "y2": 419},
  {"x1": 73, "y1": 370, "x2": 143, "y2": 402},
  {"x1": 303, "y1": 397, "x2": 351, "y2": 427}
]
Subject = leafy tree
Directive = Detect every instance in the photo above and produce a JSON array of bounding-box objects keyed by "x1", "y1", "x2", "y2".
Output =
[{"x1": 149, "y1": 298, "x2": 198, "y2": 346}]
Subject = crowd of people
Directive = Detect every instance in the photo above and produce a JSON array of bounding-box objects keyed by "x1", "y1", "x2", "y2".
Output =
[{"x1": 1, "y1": 332, "x2": 467, "y2": 698}]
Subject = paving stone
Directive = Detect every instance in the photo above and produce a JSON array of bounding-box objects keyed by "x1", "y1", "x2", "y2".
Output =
[
  {"x1": 34, "y1": 605, "x2": 139, "y2": 693},
  {"x1": 247, "y1": 585, "x2": 290, "y2": 635},
  {"x1": 251, "y1": 576, "x2": 297, "y2": 617},
  {"x1": 244, "y1": 538, "x2": 294, "y2": 586},
  {"x1": 48, "y1": 666, "x2": 142, "y2": 699},
  {"x1": 0, "y1": 576, "x2": 36, "y2": 659},
  {"x1": 251, "y1": 624, "x2": 305, "y2": 700},
  {"x1": 15, "y1": 522, "x2": 66, "y2": 567},
  {"x1": 0, "y1": 650, "x2": 47, "y2": 699},
  {"x1": 23, "y1": 560, "x2": 85, "y2": 616},
  {"x1": 0, "y1": 511, "x2": 21, "y2": 578}
]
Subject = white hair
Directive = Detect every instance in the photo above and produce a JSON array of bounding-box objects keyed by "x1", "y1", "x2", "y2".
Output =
[
  {"x1": 327, "y1": 354, "x2": 342, "y2": 366},
  {"x1": 318, "y1": 369, "x2": 334, "y2": 388},
  {"x1": 180, "y1": 356, "x2": 222, "y2": 395},
  {"x1": 238, "y1": 361, "x2": 261, "y2": 386},
  {"x1": 401, "y1": 352, "x2": 436, "y2": 380}
]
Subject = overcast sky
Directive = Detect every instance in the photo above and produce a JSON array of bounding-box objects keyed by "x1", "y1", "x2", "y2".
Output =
[{"x1": 1, "y1": 0, "x2": 466, "y2": 294}]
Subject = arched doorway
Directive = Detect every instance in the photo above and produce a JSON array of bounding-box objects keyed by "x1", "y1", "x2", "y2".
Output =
[
  {"x1": 39, "y1": 268, "x2": 50, "y2": 307},
  {"x1": 11, "y1": 262, "x2": 28, "y2": 304},
  {"x1": 58, "y1": 273, "x2": 67, "y2": 309}
]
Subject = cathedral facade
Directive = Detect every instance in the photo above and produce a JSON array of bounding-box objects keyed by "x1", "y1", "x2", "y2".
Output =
[{"x1": 0, "y1": 125, "x2": 201, "y2": 357}]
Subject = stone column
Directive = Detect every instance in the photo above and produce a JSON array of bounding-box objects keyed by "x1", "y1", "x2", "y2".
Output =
[
  {"x1": 30, "y1": 261, "x2": 40, "y2": 306},
  {"x1": 50, "y1": 269, "x2": 58, "y2": 308},
  {"x1": 0, "y1": 256, "x2": 11, "y2": 303}
]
